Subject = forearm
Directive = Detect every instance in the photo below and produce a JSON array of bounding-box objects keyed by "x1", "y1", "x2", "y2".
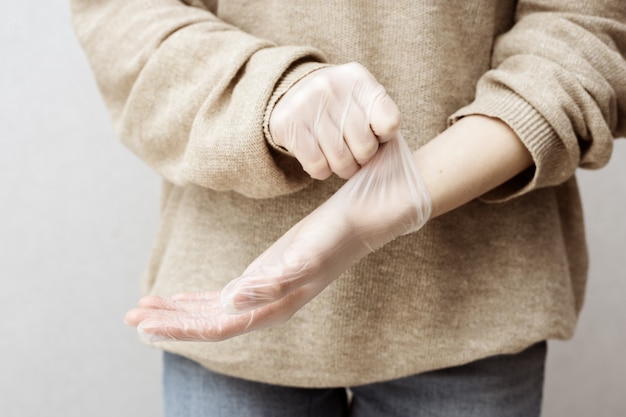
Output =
[
  {"x1": 415, "y1": 115, "x2": 533, "y2": 218},
  {"x1": 72, "y1": 0, "x2": 326, "y2": 198}
]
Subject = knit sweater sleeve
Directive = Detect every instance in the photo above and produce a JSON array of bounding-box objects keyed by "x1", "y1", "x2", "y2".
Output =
[
  {"x1": 449, "y1": 1, "x2": 626, "y2": 202},
  {"x1": 70, "y1": 0, "x2": 327, "y2": 198}
]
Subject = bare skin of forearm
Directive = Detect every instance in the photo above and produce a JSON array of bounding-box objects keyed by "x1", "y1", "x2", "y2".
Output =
[{"x1": 414, "y1": 115, "x2": 533, "y2": 219}]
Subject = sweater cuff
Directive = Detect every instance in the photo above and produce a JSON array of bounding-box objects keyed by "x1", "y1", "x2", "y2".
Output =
[
  {"x1": 263, "y1": 61, "x2": 330, "y2": 156},
  {"x1": 448, "y1": 84, "x2": 568, "y2": 203}
]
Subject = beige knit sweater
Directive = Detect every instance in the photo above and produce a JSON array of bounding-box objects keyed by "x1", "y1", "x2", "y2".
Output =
[{"x1": 72, "y1": 0, "x2": 626, "y2": 387}]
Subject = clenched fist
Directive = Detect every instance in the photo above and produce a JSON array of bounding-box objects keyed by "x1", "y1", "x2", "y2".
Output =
[{"x1": 270, "y1": 62, "x2": 401, "y2": 179}]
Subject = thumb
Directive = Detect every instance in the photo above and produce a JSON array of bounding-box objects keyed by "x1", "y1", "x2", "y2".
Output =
[{"x1": 368, "y1": 91, "x2": 401, "y2": 143}]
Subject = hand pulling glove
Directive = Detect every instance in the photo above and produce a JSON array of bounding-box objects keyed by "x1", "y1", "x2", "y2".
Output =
[
  {"x1": 125, "y1": 132, "x2": 431, "y2": 342},
  {"x1": 270, "y1": 62, "x2": 401, "y2": 180}
]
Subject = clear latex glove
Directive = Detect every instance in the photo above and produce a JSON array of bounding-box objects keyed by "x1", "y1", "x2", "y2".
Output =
[
  {"x1": 124, "y1": 133, "x2": 431, "y2": 342},
  {"x1": 270, "y1": 62, "x2": 401, "y2": 180}
]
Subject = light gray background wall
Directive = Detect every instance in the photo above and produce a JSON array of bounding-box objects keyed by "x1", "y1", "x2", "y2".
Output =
[{"x1": 1, "y1": 3, "x2": 624, "y2": 417}]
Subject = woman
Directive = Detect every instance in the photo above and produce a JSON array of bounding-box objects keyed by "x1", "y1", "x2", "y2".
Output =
[{"x1": 72, "y1": 1, "x2": 626, "y2": 415}]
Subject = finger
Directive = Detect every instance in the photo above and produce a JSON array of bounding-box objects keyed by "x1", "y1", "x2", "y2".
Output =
[
  {"x1": 124, "y1": 307, "x2": 161, "y2": 327},
  {"x1": 315, "y1": 112, "x2": 360, "y2": 179},
  {"x1": 125, "y1": 295, "x2": 201, "y2": 327},
  {"x1": 339, "y1": 62, "x2": 400, "y2": 143},
  {"x1": 137, "y1": 317, "x2": 218, "y2": 342},
  {"x1": 124, "y1": 308, "x2": 145, "y2": 326},
  {"x1": 288, "y1": 125, "x2": 333, "y2": 180},
  {"x1": 171, "y1": 291, "x2": 220, "y2": 302},
  {"x1": 299, "y1": 145, "x2": 333, "y2": 180},
  {"x1": 271, "y1": 87, "x2": 333, "y2": 180},
  {"x1": 340, "y1": 100, "x2": 380, "y2": 166},
  {"x1": 368, "y1": 90, "x2": 401, "y2": 143},
  {"x1": 137, "y1": 317, "x2": 233, "y2": 342},
  {"x1": 135, "y1": 299, "x2": 254, "y2": 342},
  {"x1": 137, "y1": 295, "x2": 179, "y2": 310}
]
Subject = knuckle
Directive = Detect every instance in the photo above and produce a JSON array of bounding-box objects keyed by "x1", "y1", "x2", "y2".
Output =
[
  {"x1": 289, "y1": 88, "x2": 311, "y2": 107},
  {"x1": 330, "y1": 141, "x2": 352, "y2": 161},
  {"x1": 344, "y1": 61, "x2": 366, "y2": 75},
  {"x1": 347, "y1": 62, "x2": 376, "y2": 84},
  {"x1": 309, "y1": 73, "x2": 334, "y2": 95},
  {"x1": 260, "y1": 281, "x2": 286, "y2": 300},
  {"x1": 269, "y1": 107, "x2": 289, "y2": 131},
  {"x1": 310, "y1": 169, "x2": 332, "y2": 181},
  {"x1": 354, "y1": 140, "x2": 379, "y2": 164},
  {"x1": 305, "y1": 159, "x2": 332, "y2": 180},
  {"x1": 327, "y1": 147, "x2": 359, "y2": 177}
]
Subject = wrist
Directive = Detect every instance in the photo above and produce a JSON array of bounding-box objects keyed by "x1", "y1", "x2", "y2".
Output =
[{"x1": 413, "y1": 115, "x2": 532, "y2": 218}]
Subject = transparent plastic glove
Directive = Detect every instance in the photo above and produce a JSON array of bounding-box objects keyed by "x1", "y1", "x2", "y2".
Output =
[
  {"x1": 125, "y1": 292, "x2": 299, "y2": 342},
  {"x1": 221, "y1": 132, "x2": 431, "y2": 313},
  {"x1": 270, "y1": 62, "x2": 401, "y2": 180},
  {"x1": 124, "y1": 133, "x2": 431, "y2": 342}
]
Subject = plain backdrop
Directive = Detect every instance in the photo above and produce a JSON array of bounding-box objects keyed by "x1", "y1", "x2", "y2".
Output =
[{"x1": 1, "y1": 3, "x2": 624, "y2": 416}]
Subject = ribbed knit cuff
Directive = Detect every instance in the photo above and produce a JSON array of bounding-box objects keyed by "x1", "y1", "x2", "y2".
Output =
[
  {"x1": 448, "y1": 84, "x2": 566, "y2": 203},
  {"x1": 263, "y1": 60, "x2": 330, "y2": 156}
]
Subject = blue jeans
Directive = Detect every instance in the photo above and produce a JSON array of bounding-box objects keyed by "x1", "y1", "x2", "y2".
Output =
[{"x1": 163, "y1": 342, "x2": 546, "y2": 417}]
